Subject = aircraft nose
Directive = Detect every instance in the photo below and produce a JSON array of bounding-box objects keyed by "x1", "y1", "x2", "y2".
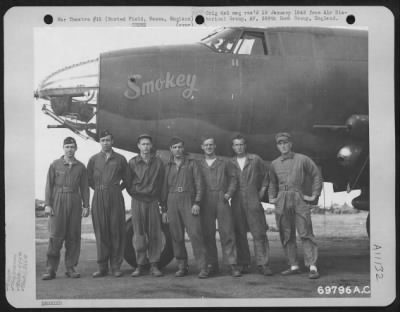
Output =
[
  {"x1": 34, "y1": 58, "x2": 100, "y2": 138},
  {"x1": 35, "y1": 57, "x2": 99, "y2": 100}
]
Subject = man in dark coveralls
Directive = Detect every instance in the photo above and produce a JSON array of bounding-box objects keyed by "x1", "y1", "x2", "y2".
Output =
[
  {"x1": 87, "y1": 130, "x2": 130, "y2": 278},
  {"x1": 230, "y1": 134, "x2": 272, "y2": 276},
  {"x1": 198, "y1": 136, "x2": 241, "y2": 277},
  {"x1": 128, "y1": 134, "x2": 165, "y2": 277},
  {"x1": 269, "y1": 132, "x2": 323, "y2": 279},
  {"x1": 42, "y1": 137, "x2": 90, "y2": 280},
  {"x1": 161, "y1": 137, "x2": 209, "y2": 278}
]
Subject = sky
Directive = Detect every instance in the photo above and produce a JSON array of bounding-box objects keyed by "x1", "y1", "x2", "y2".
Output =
[{"x1": 34, "y1": 26, "x2": 360, "y2": 208}]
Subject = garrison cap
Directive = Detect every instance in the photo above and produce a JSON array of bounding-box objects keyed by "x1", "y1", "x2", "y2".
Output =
[
  {"x1": 137, "y1": 133, "x2": 153, "y2": 144},
  {"x1": 169, "y1": 136, "x2": 184, "y2": 147},
  {"x1": 63, "y1": 137, "x2": 77, "y2": 146},
  {"x1": 99, "y1": 129, "x2": 113, "y2": 139},
  {"x1": 275, "y1": 132, "x2": 291, "y2": 143}
]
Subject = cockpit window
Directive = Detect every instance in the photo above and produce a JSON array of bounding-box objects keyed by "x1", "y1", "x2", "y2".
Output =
[
  {"x1": 200, "y1": 28, "x2": 242, "y2": 53},
  {"x1": 234, "y1": 32, "x2": 267, "y2": 55}
]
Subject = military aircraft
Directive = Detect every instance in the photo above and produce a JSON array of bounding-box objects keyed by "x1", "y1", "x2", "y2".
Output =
[{"x1": 34, "y1": 26, "x2": 369, "y2": 267}]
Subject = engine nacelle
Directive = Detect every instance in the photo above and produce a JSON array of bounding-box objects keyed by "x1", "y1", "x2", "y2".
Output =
[
  {"x1": 337, "y1": 143, "x2": 363, "y2": 167},
  {"x1": 352, "y1": 196, "x2": 369, "y2": 211},
  {"x1": 346, "y1": 114, "x2": 368, "y2": 139}
]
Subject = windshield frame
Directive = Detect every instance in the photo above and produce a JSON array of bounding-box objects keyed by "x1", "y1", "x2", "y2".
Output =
[{"x1": 199, "y1": 28, "x2": 243, "y2": 54}]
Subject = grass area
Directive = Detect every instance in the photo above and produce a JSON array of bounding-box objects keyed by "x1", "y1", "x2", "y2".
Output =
[{"x1": 36, "y1": 211, "x2": 369, "y2": 242}]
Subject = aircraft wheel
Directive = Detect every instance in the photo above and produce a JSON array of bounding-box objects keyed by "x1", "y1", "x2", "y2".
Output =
[
  {"x1": 124, "y1": 216, "x2": 174, "y2": 269},
  {"x1": 366, "y1": 213, "x2": 370, "y2": 237}
]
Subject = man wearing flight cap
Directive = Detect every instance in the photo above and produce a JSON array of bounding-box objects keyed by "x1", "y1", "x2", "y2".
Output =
[
  {"x1": 268, "y1": 132, "x2": 323, "y2": 279},
  {"x1": 42, "y1": 137, "x2": 90, "y2": 280},
  {"x1": 87, "y1": 130, "x2": 130, "y2": 277},
  {"x1": 128, "y1": 134, "x2": 166, "y2": 277},
  {"x1": 161, "y1": 136, "x2": 209, "y2": 278}
]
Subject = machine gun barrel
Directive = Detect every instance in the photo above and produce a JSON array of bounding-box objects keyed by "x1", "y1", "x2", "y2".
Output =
[{"x1": 47, "y1": 125, "x2": 68, "y2": 128}]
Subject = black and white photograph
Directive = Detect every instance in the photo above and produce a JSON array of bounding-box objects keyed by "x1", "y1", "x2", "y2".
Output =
[{"x1": 4, "y1": 6, "x2": 396, "y2": 308}]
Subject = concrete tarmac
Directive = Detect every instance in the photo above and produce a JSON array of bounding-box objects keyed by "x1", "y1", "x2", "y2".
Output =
[{"x1": 36, "y1": 212, "x2": 370, "y2": 300}]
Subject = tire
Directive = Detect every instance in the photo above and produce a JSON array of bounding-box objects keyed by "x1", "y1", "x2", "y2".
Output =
[
  {"x1": 124, "y1": 216, "x2": 174, "y2": 269},
  {"x1": 366, "y1": 213, "x2": 370, "y2": 237}
]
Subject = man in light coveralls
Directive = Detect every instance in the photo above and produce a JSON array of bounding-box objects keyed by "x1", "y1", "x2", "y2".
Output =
[{"x1": 269, "y1": 132, "x2": 323, "y2": 279}]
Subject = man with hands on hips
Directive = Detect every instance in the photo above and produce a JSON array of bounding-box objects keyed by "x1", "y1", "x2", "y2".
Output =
[{"x1": 269, "y1": 132, "x2": 323, "y2": 279}]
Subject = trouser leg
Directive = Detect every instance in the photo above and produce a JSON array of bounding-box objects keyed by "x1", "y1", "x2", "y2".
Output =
[
  {"x1": 46, "y1": 237, "x2": 63, "y2": 272},
  {"x1": 91, "y1": 192, "x2": 110, "y2": 271},
  {"x1": 132, "y1": 199, "x2": 148, "y2": 265},
  {"x1": 109, "y1": 193, "x2": 126, "y2": 271},
  {"x1": 183, "y1": 206, "x2": 207, "y2": 270},
  {"x1": 276, "y1": 213, "x2": 298, "y2": 267},
  {"x1": 216, "y1": 195, "x2": 237, "y2": 265},
  {"x1": 167, "y1": 197, "x2": 188, "y2": 265},
  {"x1": 247, "y1": 203, "x2": 269, "y2": 266},
  {"x1": 235, "y1": 229, "x2": 251, "y2": 265},
  {"x1": 252, "y1": 237, "x2": 270, "y2": 266},
  {"x1": 296, "y1": 212, "x2": 318, "y2": 267},
  {"x1": 47, "y1": 198, "x2": 67, "y2": 273},
  {"x1": 147, "y1": 201, "x2": 163, "y2": 264},
  {"x1": 201, "y1": 195, "x2": 218, "y2": 267},
  {"x1": 64, "y1": 203, "x2": 82, "y2": 269},
  {"x1": 232, "y1": 198, "x2": 251, "y2": 266}
]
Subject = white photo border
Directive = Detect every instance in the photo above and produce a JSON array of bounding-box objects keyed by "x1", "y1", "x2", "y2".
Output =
[{"x1": 4, "y1": 5, "x2": 396, "y2": 308}]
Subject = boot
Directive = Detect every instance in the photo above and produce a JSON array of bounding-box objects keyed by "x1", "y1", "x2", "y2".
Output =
[
  {"x1": 281, "y1": 266, "x2": 301, "y2": 276},
  {"x1": 206, "y1": 264, "x2": 219, "y2": 276},
  {"x1": 113, "y1": 269, "x2": 123, "y2": 277},
  {"x1": 309, "y1": 267, "x2": 320, "y2": 279},
  {"x1": 150, "y1": 263, "x2": 163, "y2": 277},
  {"x1": 240, "y1": 264, "x2": 251, "y2": 274},
  {"x1": 65, "y1": 267, "x2": 80, "y2": 278},
  {"x1": 231, "y1": 265, "x2": 242, "y2": 277},
  {"x1": 42, "y1": 269, "x2": 56, "y2": 280},
  {"x1": 92, "y1": 268, "x2": 108, "y2": 278},
  {"x1": 131, "y1": 265, "x2": 144, "y2": 277},
  {"x1": 175, "y1": 260, "x2": 188, "y2": 277},
  {"x1": 198, "y1": 268, "x2": 209, "y2": 279},
  {"x1": 259, "y1": 264, "x2": 273, "y2": 276}
]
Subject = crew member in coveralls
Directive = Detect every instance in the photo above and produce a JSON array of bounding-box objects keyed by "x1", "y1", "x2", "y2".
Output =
[
  {"x1": 128, "y1": 134, "x2": 165, "y2": 277},
  {"x1": 87, "y1": 130, "x2": 130, "y2": 278},
  {"x1": 42, "y1": 137, "x2": 90, "y2": 280},
  {"x1": 268, "y1": 132, "x2": 323, "y2": 279},
  {"x1": 230, "y1": 134, "x2": 272, "y2": 276},
  {"x1": 198, "y1": 136, "x2": 241, "y2": 277},
  {"x1": 161, "y1": 136, "x2": 209, "y2": 278}
]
